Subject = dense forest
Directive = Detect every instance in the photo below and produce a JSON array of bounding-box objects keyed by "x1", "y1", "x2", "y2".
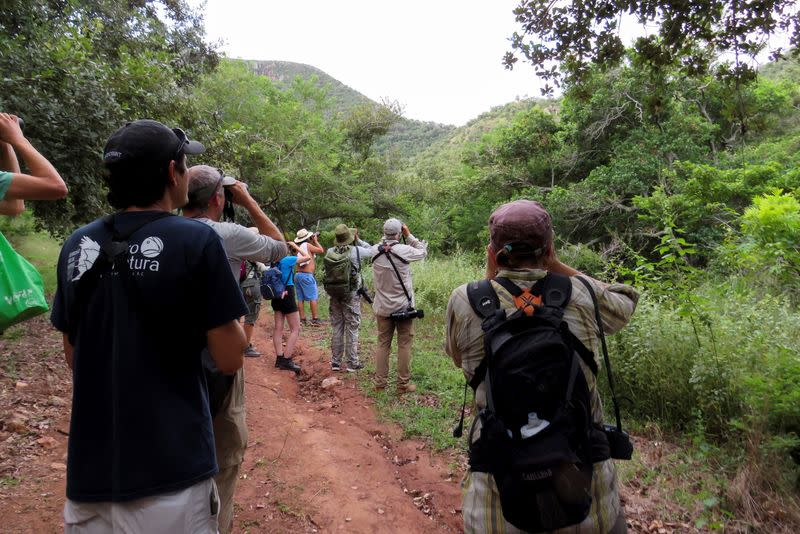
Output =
[{"x1": 1, "y1": 0, "x2": 799, "y2": 529}]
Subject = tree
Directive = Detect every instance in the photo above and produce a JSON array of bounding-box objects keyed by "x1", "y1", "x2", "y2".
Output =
[
  {"x1": 0, "y1": 0, "x2": 218, "y2": 235},
  {"x1": 190, "y1": 60, "x2": 396, "y2": 232},
  {"x1": 504, "y1": 0, "x2": 800, "y2": 93}
]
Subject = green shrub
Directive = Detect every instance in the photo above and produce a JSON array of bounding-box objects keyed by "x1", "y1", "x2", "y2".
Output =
[
  {"x1": 410, "y1": 252, "x2": 484, "y2": 316},
  {"x1": 610, "y1": 278, "x2": 800, "y2": 441}
]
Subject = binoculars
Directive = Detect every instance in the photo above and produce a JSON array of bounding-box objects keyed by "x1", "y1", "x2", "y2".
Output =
[{"x1": 389, "y1": 306, "x2": 425, "y2": 321}]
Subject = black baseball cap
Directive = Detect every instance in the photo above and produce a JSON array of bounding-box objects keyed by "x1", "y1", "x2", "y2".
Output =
[{"x1": 103, "y1": 119, "x2": 205, "y2": 166}]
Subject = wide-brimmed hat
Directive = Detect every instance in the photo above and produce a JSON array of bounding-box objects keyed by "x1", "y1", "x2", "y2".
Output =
[
  {"x1": 294, "y1": 228, "x2": 313, "y2": 243},
  {"x1": 334, "y1": 224, "x2": 355, "y2": 246}
]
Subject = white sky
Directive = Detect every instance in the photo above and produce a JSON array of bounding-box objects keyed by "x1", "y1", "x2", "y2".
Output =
[{"x1": 191, "y1": 0, "x2": 546, "y2": 126}]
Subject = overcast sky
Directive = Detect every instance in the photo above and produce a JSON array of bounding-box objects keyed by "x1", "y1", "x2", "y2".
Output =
[{"x1": 190, "y1": 0, "x2": 546, "y2": 126}]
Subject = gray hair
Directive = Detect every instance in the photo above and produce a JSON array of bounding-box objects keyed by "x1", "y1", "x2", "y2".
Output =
[{"x1": 185, "y1": 165, "x2": 222, "y2": 211}]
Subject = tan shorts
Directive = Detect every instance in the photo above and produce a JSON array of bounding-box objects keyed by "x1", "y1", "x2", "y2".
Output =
[{"x1": 64, "y1": 478, "x2": 219, "y2": 534}]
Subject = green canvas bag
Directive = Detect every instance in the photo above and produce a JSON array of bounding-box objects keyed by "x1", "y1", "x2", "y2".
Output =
[{"x1": 0, "y1": 232, "x2": 48, "y2": 332}]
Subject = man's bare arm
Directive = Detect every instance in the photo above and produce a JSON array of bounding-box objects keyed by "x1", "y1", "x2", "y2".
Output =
[
  {"x1": 207, "y1": 320, "x2": 247, "y2": 374},
  {"x1": 306, "y1": 235, "x2": 324, "y2": 254},
  {"x1": 62, "y1": 334, "x2": 74, "y2": 370}
]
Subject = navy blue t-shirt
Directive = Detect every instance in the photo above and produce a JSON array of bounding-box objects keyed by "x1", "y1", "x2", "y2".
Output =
[{"x1": 51, "y1": 211, "x2": 248, "y2": 502}]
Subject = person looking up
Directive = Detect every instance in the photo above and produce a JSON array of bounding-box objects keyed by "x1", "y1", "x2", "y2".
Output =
[
  {"x1": 293, "y1": 228, "x2": 325, "y2": 326},
  {"x1": 51, "y1": 119, "x2": 247, "y2": 533},
  {"x1": 273, "y1": 243, "x2": 311, "y2": 374},
  {"x1": 370, "y1": 218, "x2": 427, "y2": 394},
  {"x1": 182, "y1": 164, "x2": 287, "y2": 534},
  {"x1": 445, "y1": 199, "x2": 639, "y2": 534},
  {"x1": 323, "y1": 224, "x2": 374, "y2": 372}
]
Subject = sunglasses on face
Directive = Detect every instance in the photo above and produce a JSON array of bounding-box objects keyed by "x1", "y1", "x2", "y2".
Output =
[{"x1": 172, "y1": 128, "x2": 189, "y2": 162}]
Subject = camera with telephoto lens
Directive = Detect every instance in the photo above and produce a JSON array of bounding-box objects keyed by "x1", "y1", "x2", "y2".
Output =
[
  {"x1": 389, "y1": 306, "x2": 424, "y2": 321},
  {"x1": 357, "y1": 285, "x2": 373, "y2": 304},
  {"x1": 602, "y1": 424, "x2": 633, "y2": 460}
]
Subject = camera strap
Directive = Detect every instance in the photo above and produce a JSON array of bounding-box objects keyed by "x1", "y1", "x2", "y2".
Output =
[
  {"x1": 575, "y1": 276, "x2": 625, "y2": 432},
  {"x1": 377, "y1": 244, "x2": 413, "y2": 307}
]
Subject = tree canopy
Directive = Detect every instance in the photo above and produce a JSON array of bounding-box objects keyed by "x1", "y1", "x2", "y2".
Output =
[
  {"x1": 504, "y1": 0, "x2": 800, "y2": 93},
  {"x1": 0, "y1": 0, "x2": 218, "y2": 234}
]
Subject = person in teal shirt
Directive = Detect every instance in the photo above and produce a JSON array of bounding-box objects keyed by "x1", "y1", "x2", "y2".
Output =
[{"x1": 0, "y1": 112, "x2": 67, "y2": 215}]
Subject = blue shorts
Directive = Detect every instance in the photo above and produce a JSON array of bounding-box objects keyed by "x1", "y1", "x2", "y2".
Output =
[{"x1": 294, "y1": 272, "x2": 318, "y2": 301}]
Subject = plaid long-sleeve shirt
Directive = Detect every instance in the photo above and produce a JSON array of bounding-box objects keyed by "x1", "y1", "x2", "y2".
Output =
[{"x1": 445, "y1": 268, "x2": 639, "y2": 534}]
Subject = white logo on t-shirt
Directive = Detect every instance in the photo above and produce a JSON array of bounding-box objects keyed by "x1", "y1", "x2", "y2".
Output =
[
  {"x1": 140, "y1": 236, "x2": 164, "y2": 258},
  {"x1": 69, "y1": 236, "x2": 101, "y2": 281}
]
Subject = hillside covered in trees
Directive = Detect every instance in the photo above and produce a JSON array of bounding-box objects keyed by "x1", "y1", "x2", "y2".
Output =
[{"x1": 248, "y1": 60, "x2": 455, "y2": 159}]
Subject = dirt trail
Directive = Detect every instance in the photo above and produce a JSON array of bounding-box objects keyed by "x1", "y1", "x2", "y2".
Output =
[
  {"x1": 0, "y1": 315, "x2": 462, "y2": 533},
  {"x1": 231, "y1": 316, "x2": 462, "y2": 533},
  {"x1": 0, "y1": 315, "x2": 714, "y2": 534}
]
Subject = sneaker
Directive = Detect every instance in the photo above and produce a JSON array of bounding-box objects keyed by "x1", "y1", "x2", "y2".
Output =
[
  {"x1": 244, "y1": 344, "x2": 261, "y2": 358},
  {"x1": 300, "y1": 318, "x2": 308, "y2": 326},
  {"x1": 397, "y1": 383, "x2": 417, "y2": 394},
  {"x1": 331, "y1": 362, "x2": 342, "y2": 372},
  {"x1": 275, "y1": 355, "x2": 302, "y2": 374},
  {"x1": 310, "y1": 318, "x2": 324, "y2": 327},
  {"x1": 346, "y1": 362, "x2": 364, "y2": 372}
]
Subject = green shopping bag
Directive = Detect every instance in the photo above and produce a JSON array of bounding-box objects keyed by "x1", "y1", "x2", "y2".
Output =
[{"x1": 0, "y1": 231, "x2": 49, "y2": 332}]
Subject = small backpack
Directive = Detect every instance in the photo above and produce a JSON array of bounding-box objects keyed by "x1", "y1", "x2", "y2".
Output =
[
  {"x1": 259, "y1": 264, "x2": 286, "y2": 300},
  {"x1": 323, "y1": 246, "x2": 357, "y2": 298},
  {"x1": 463, "y1": 274, "x2": 610, "y2": 532}
]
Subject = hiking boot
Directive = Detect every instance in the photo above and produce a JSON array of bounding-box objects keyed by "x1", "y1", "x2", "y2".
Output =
[
  {"x1": 244, "y1": 344, "x2": 261, "y2": 358},
  {"x1": 300, "y1": 318, "x2": 308, "y2": 326},
  {"x1": 331, "y1": 362, "x2": 342, "y2": 372},
  {"x1": 310, "y1": 318, "x2": 324, "y2": 327},
  {"x1": 397, "y1": 383, "x2": 417, "y2": 394},
  {"x1": 275, "y1": 355, "x2": 302, "y2": 374},
  {"x1": 346, "y1": 362, "x2": 364, "y2": 372}
]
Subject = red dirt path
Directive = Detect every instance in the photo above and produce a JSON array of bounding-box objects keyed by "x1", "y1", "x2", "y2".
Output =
[{"x1": 0, "y1": 315, "x2": 462, "y2": 533}]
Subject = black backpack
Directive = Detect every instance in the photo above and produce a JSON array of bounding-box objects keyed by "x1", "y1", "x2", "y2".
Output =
[{"x1": 456, "y1": 273, "x2": 630, "y2": 532}]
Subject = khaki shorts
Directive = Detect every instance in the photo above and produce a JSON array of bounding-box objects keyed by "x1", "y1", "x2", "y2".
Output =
[
  {"x1": 64, "y1": 478, "x2": 219, "y2": 534},
  {"x1": 240, "y1": 276, "x2": 262, "y2": 325}
]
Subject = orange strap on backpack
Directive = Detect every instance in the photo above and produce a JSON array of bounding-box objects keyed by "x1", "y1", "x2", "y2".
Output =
[{"x1": 514, "y1": 288, "x2": 542, "y2": 316}]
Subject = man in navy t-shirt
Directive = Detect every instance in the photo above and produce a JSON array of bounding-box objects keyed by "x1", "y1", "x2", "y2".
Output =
[{"x1": 50, "y1": 119, "x2": 248, "y2": 533}]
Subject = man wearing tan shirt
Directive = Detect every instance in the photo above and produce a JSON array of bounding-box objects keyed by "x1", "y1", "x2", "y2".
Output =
[
  {"x1": 445, "y1": 200, "x2": 638, "y2": 534},
  {"x1": 370, "y1": 218, "x2": 427, "y2": 393}
]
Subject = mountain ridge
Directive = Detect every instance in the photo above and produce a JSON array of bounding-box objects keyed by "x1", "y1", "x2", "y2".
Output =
[{"x1": 241, "y1": 59, "x2": 457, "y2": 159}]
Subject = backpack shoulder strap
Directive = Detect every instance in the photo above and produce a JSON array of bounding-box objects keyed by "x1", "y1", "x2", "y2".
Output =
[
  {"x1": 540, "y1": 272, "x2": 572, "y2": 308},
  {"x1": 374, "y1": 244, "x2": 409, "y2": 264},
  {"x1": 541, "y1": 273, "x2": 599, "y2": 375},
  {"x1": 464, "y1": 280, "x2": 504, "y2": 392},
  {"x1": 67, "y1": 211, "x2": 173, "y2": 345},
  {"x1": 466, "y1": 279, "x2": 499, "y2": 321}
]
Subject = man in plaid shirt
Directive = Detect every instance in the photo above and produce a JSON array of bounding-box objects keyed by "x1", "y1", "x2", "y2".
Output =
[{"x1": 445, "y1": 199, "x2": 639, "y2": 534}]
